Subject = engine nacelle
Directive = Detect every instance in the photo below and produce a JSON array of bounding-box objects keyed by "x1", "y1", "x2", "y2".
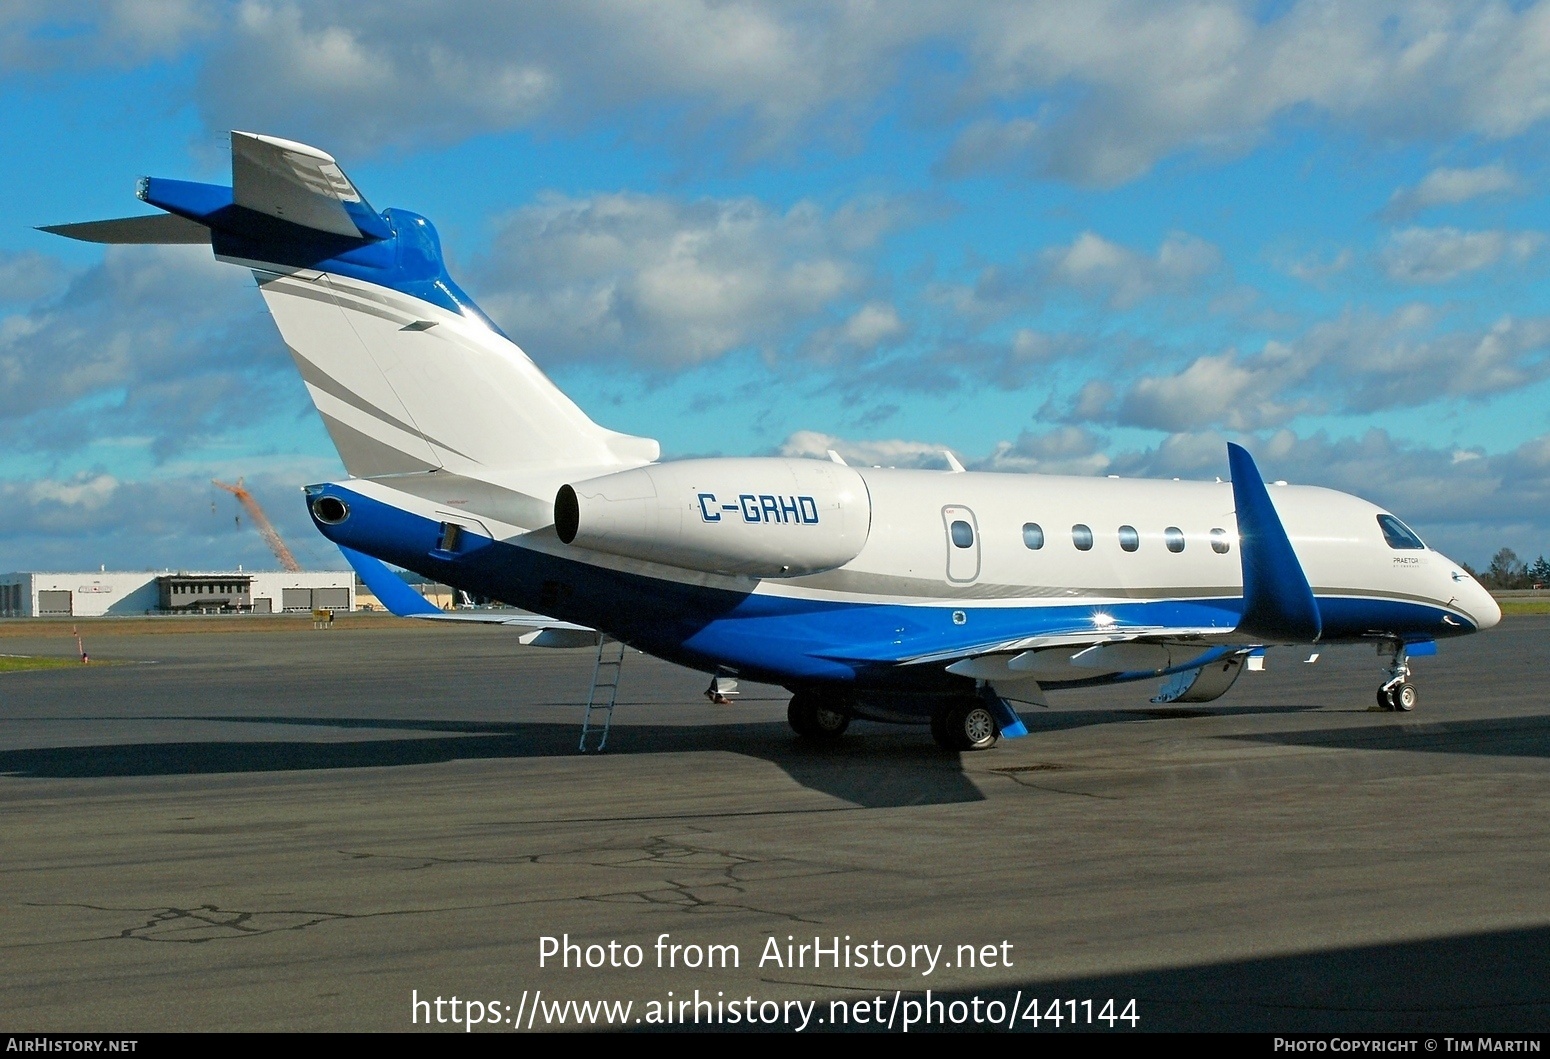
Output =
[{"x1": 554, "y1": 458, "x2": 871, "y2": 577}]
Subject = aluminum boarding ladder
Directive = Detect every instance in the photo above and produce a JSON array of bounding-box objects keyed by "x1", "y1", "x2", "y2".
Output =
[{"x1": 579, "y1": 639, "x2": 626, "y2": 752}]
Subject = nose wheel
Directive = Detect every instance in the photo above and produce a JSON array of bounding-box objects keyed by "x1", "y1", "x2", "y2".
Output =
[
  {"x1": 1376, "y1": 643, "x2": 1418, "y2": 712},
  {"x1": 1377, "y1": 682, "x2": 1417, "y2": 712}
]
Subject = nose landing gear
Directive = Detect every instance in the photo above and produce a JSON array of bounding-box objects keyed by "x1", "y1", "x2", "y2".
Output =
[{"x1": 1376, "y1": 643, "x2": 1418, "y2": 712}]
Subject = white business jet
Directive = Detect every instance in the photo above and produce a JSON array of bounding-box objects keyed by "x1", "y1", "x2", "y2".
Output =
[{"x1": 44, "y1": 133, "x2": 1501, "y2": 750}]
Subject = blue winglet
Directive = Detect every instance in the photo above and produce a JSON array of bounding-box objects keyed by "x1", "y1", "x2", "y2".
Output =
[
  {"x1": 1227, "y1": 443, "x2": 1322, "y2": 643},
  {"x1": 338, "y1": 546, "x2": 438, "y2": 616},
  {"x1": 982, "y1": 691, "x2": 1029, "y2": 739}
]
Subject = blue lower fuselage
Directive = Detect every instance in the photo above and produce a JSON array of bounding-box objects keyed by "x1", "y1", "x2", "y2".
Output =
[{"x1": 309, "y1": 483, "x2": 1476, "y2": 704}]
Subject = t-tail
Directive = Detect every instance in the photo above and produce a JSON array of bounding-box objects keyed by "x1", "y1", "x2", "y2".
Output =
[{"x1": 43, "y1": 131, "x2": 658, "y2": 494}]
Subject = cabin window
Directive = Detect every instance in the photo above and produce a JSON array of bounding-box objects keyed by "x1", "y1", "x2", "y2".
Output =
[
  {"x1": 1022, "y1": 523, "x2": 1045, "y2": 550},
  {"x1": 1118, "y1": 525, "x2": 1139, "y2": 552},
  {"x1": 1210, "y1": 528, "x2": 1231, "y2": 554},
  {"x1": 1165, "y1": 527, "x2": 1185, "y2": 553},
  {"x1": 1377, "y1": 514, "x2": 1425, "y2": 550},
  {"x1": 1072, "y1": 524, "x2": 1093, "y2": 551},
  {"x1": 950, "y1": 520, "x2": 975, "y2": 548}
]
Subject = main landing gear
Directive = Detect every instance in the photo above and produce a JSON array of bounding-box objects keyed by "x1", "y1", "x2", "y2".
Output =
[
  {"x1": 1376, "y1": 643, "x2": 1418, "y2": 713},
  {"x1": 788, "y1": 691, "x2": 851, "y2": 741},
  {"x1": 930, "y1": 700, "x2": 1000, "y2": 752},
  {"x1": 785, "y1": 690, "x2": 1009, "y2": 750}
]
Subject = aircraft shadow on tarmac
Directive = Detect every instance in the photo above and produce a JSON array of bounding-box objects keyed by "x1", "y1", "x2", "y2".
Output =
[
  {"x1": 1236, "y1": 712, "x2": 1550, "y2": 759},
  {"x1": 0, "y1": 703, "x2": 1337, "y2": 808},
  {"x1": 807, "y1": 923, "x2": 1550, "y2": 1033},
  {"x1": 1024, "y1": 702, "x2": 1324, "y2": 732},
  {"x1": 0, "y1": 715, "x2": 991, "y2": 809}
]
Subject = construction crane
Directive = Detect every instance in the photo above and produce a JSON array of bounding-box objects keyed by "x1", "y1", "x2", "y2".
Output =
[{"x1": 212, "y1": 478, "x2": 303, "y2": 572}]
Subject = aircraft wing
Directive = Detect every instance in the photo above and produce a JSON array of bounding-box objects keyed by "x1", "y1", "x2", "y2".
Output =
[
  {"x1": 412, "y1": 611, "x2": 603, "y2": 648},
  {"x1": 339, "y1": 545, "x2": 602, "y2": 648},
  {"x1": 896, "y1": 625, "x2": 1233, "y2": 667}
]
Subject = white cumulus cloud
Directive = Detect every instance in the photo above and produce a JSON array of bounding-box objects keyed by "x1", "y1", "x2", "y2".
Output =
[
  {"x1": 1384, "y1": 163, "x2": 1524, "y2": 219},
  {"x1": 10, "y1": 2, "x2": 1546, "y2": 184},
  {"x1": 1380, "y1": 227, "x2": 1544, "y2": 284},
  {"x1": 473, "y1": 192, "x2": 894, "y2": 369},
  {"x1": 1041, "y1": 230, "x2": 1220, "y2": 309}
]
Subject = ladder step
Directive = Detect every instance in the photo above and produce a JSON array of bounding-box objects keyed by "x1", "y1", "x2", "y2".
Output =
[{"x1": 579, "y1": 639, "x2": 627, "y2": 752}]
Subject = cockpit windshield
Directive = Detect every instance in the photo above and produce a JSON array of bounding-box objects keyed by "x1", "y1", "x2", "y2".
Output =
[{"x1": 1377, "y1": 514, "x2": 1426, "y2": 550}]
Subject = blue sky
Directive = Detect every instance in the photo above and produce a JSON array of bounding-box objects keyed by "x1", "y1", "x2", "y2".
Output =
[{"x1": 2, "y1": 0, "x2": 1549, "y2": 573}]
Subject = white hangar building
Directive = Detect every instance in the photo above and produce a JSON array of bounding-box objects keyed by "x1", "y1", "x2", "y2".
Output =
[{"x1": 0, "y1": 570, "x2": 355, "y2": 618}]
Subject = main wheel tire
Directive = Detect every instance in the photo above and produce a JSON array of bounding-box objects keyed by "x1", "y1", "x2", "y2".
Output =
[
  {"x1": 787, "y1": 698, "x2": 814, "y2": 737},
  {"x1": 788, "y1": 694, "x2": 850, "y2": 741},
  {"x1": 1377, "y1": 687, "x2": 1396, "y2": 711},
  {"x1": 1393, "y1": 682, "x2": 1418, "y2": 712},
  {"x1": 929, "y1": 710, "x2": 952, "y2": 749},
  {"x1": 942, "y1": 702, "x2": 1000, "y2": 751}
]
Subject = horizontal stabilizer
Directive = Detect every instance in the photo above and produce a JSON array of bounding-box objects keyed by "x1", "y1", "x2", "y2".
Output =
[
  {"x1": 231, "y1": 131, "x2": 390, "y2": 240},
  {"x1": 38, "y1": 213, "x2": 211, "y2": 245},
  {"x1": 1228, "y1": 443, "x2": 1322, "y2": 643}
]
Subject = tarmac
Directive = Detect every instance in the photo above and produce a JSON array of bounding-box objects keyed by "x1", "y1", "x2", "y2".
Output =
[{"x1": 0, "y1": 614, "x2": 1547, "y2": 1033}]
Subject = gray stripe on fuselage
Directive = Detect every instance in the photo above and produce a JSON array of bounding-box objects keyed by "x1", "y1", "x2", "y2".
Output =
[
  {"x1": 273, "y1": 313, "x2": 477, "y2": 465},
  {"x1": 319, "y1": 413, "x2": 439, "y2": 476},
  {"x1": 782, "y1": 568, "x2": 1452, "y2": 608},
  {"x1": 788, "y1": 569, "x2": 1236, "y2": 600},
  {"x1": 290, "y1": 345, "x2": 427, "y2": 444}
]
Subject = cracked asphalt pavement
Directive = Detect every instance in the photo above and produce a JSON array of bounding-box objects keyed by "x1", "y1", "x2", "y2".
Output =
[{"x1": 1, "y1": 616, "x2": 1548, "y2": 1031}]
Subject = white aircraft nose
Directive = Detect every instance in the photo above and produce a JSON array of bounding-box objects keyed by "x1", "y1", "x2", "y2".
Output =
[
  {"x1": 1471, "y1": 587, "x2": 1503, "y2": 630},
  {"x1": 1455, "y1": 573, "x2": 1501, "y2": 631}
]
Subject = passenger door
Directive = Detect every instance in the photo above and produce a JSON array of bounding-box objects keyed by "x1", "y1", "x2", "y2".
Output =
[{"x1": 942, "y1": 505, "x2": 981, "y2": 584}]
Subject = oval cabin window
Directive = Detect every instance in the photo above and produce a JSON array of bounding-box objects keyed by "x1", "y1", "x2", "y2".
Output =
[
  {"x1": 1210, "y1": 528, "x2": 1231, "y2": 554},
  {"x1": 1072, "y1": 524, "x2": 1094, "y2": 551},
  {"x1": 1164, "y1": 527, "x2": 1185, "y2": 553},
  {"x1": 950, "y1": 520, "x2": 975, "y2": 548},
  {"x1": 1118, "y1": 525, "x2": 1139, "y2": 552},
  {"x1": 1022, "y1": 523, "x2": 1044, "y2": 550}
]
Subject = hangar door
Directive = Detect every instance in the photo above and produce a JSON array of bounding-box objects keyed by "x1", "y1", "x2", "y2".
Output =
[
  {"x1": 281, "y1": 588, "x2": 313, "y2": 612},
  {"x1": 314, "y1": 588, "x2": 349, "y2": 612},
  {"x1": 38, "y1": 590, "x2": 72, "y2": 616}
]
